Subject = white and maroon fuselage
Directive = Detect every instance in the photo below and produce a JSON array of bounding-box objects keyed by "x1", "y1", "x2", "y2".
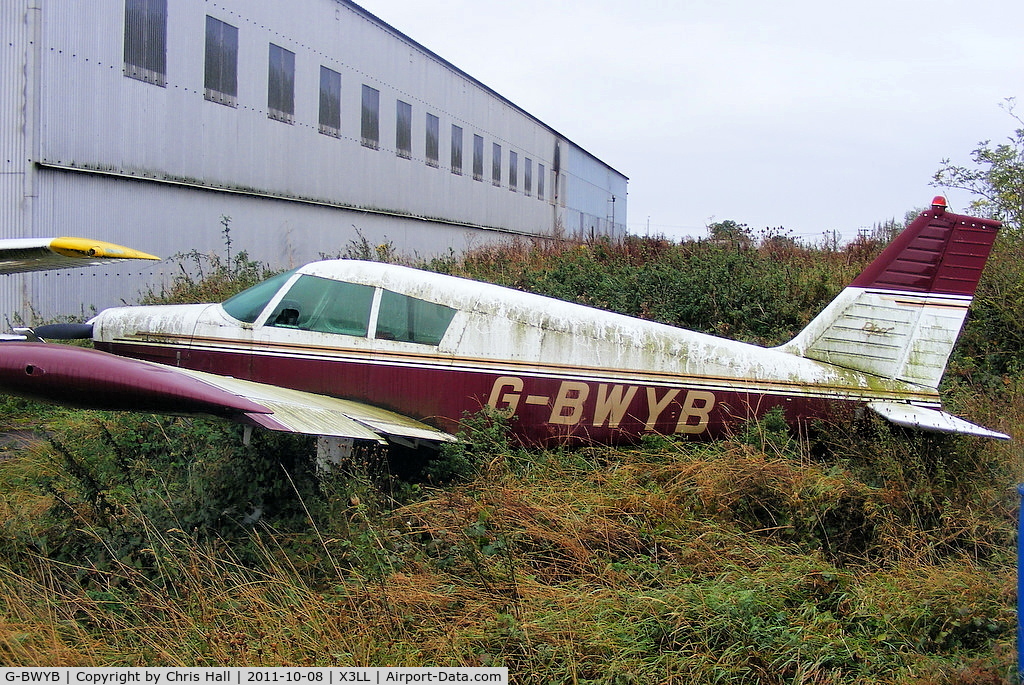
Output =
[
  {"x1": 90, "y1": 266, "x2": 920, "y2": 445},
  {"x1": 0, "y1": 201, "x2": 1004, "y2": 446}
]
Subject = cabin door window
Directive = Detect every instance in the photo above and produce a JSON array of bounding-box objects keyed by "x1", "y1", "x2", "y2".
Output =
[{"x1": 375, "y1": 290, "x2": 456, "y2": 345}]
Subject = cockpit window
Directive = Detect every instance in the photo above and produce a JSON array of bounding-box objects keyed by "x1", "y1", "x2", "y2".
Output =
[
  {"x1": 229, "y1": 271, "x2": 457, "y2": 345},
  {"x1": 221, "y1": 269, "x2": 296, "y2": 323},
  {"x1": 267, "y1": 274, "x2": 374, "y2": 336},
  {"x1": 376, "y1": 289, "x2": 456, "y2": 345}
]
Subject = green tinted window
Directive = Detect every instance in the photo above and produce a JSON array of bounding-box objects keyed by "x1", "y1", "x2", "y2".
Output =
[
  {"x1": 221, "y1": 269, "x2": 296, "y2": 323},
  {"x1": 375, "y1": 290, "x2": 456, "y2": 345},
  {"x1": 267, "y1": 275, "x2": 374, "y2": 337}
]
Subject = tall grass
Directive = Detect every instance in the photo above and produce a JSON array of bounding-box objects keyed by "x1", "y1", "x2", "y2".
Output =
[
  {"x1": 1, "y1": 410, "x2": 1016, "y2": 679},
  {"x1": 0, "y1": 230, "x2": 1021, "y2": 681}
]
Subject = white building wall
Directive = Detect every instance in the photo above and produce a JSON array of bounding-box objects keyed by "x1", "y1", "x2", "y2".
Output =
[
  {"x1": 20, "y1": 171, "x2": 502, "y2": 321},
  {"x1": 565, "y1": 145, "x2": 629, "y2": 240},
  {"x1": 2, "y1": 0, "x2": 628, "y2": 318},
  {"x1": 0, "y1": 2, "x2": 37, "y2": 319}
]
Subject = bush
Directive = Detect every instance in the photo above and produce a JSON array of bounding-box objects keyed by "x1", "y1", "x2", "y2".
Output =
[
  {"x1": 423, "y1": 232, "x2": 878, "y2": 346},
  {"x1": 423, "y1": 407, "x2": 515, "y2": 484},
  {"x1": 141, "y1": 249, "x2": 278, "y2": 305}
]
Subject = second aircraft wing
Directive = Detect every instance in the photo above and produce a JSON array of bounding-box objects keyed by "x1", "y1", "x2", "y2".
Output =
[{"x1": 0, "y1": 237, "x2": 159, "y2": 274}]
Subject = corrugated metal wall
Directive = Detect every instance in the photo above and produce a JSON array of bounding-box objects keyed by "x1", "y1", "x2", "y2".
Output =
[
  {"x1": 0, "y1": 2, "x2": 30, "y2": 230},
  {"x1": 23, "y1": 169, "x2": 504, "y2": 319},
  {"x1": 566, "y1": 145, "x2": 629, "y2": 241},
  {"x1": 0, "y1": 1, "x2": 34, "y2": 318},
  {"x1": 3, "y1": 0, "x2": 628, "y2": 318}
]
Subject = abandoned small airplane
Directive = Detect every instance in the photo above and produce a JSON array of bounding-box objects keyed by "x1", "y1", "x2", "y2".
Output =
[
  {"x1": 0, "y1": 197, "x2": 1010, "y2": 448},
  {"x1": 0, "y1": 237, "x2": 159, "y2": 274}
]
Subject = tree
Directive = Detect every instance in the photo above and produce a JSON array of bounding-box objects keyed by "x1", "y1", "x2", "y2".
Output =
[
  {"x1": 706, "y1": 219, "x2": 753, "y2": 246},
  {"x1": 933, "y1": 99, "x2": 1024, "y2": 234},
  {"x1": 933, "y1": 100, "x2": 1024, "y2": 386}
]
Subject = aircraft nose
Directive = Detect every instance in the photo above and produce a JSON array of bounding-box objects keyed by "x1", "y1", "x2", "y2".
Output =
[{"x1": 30, "y1": 323, "x2": 94, "y2": 340}]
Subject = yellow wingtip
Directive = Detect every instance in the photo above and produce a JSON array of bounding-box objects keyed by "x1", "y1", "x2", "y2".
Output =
[{"x1": 49, "y1": 237, "x2": 160, "y2": 261}]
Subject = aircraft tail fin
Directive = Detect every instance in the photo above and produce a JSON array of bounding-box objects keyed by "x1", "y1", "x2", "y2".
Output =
[{"x1": 778, "y1": 197, "x2": 1001, "y2": 390}]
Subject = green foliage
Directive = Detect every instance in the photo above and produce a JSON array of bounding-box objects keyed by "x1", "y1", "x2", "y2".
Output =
[
  {"x1": 0, "y1": 187, "x2": 1021, "y2": 677},
  {"x1": 426, "y1": 232, "x2": 878, "y2": 346},
  {"x1": 934, "y1": 102, "x2": 1024, "y2": 391},
  {"x1": 944, "y1": 234, "x2": 1024, "y2": 395},
  {"x1": 735, "y1": 407, "x2": 796, "y2": 456},
  {"x1": 0, "y1": 414, "x2": 317, "y2": 575},
  {"x1": 840, "y1": 426, "x2": 1012, "y2": 566},
  {"x1": 707, "y1": 219, "x2": 754, "y2": 244},
  {"x1": 423, "y1": 407, "x2": 514, "y2": 484},
  {"x1": 933, "y1": 99, "x2": 1024, "y2": 233},
  {"x1": 339, "y1": 227, "x2": 397, "y2": 263},
  {"x1": 0, "y1": 393, "x2": 64, "y2": 431},
  {"x1": 2, "y1": 415, "x2": 1015, "y2": 675},
  {"x1": 140, "y1": 249, "x2": 278, "y2": 305},
  {"x1": 136, "y1": 215, "x2": 278, "y2": 305},
  {"x1": 0, "y1": 411, "x2": 439, "y2": 601}
]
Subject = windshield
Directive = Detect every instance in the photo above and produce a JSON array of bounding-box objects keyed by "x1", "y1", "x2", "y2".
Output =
[
  {"x1": 221, "y1": 269, "x2": 297, "y2": 323},
  {"x1": 266, "y1": 274, "x2": 375, "y2": 336}
]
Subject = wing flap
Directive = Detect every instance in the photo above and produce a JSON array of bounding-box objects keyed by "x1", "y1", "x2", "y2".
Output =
[
  {"x1": 868, "y1": 401, "x2": 1010, "y2": 440},
  {"x1": 241, "y1": 404, "x2": 388, "y2": 443},
  {"x1": 173, "y1": 367, "x2": 456, "y2": 444}
]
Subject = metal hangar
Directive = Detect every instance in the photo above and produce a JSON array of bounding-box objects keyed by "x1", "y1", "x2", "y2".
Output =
[{"x1": 0, "y1": 0, "x2": 628, "y2": 317}]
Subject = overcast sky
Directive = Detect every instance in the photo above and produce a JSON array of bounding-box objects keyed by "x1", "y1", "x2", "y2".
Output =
[{"x1": 355, "y1": 0, "x2": 1023, "y2": 242}]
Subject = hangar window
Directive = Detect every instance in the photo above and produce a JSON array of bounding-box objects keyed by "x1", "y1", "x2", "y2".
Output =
[
  {"x1": 396, "y1": 100, "x2": 412, "y2": 159},
  {"x1": 492, "y1": 143, "x2": 502, "y2": 186},
  {"x1": 538, "y1": 163, "x2": 545, "y2": 200},
  {"x1": 524, "y1": 158, "x2": 532, "y2": 197},
  {"x1": 319, "y1": 66, "x2": 341, "y2": 137},
  {"x1": 268, "y1": 44, "x2": 295, "y2": 124},
  {"x1": 450, "y1": 125, "x2": 463, "y2": 175},
  {"x1": 204, "y1": 16, "x2": 238, "y2": 106},
  {"x1": 124, "y1": 0, "x2": 167, "y2": 86},
  {"x1": 509, "y1": 151, "x2": 518, "y2": 192},
  {"x1": 361, "y1": 85, "x2": 380, "y2": 149},
  {"x1": 376, "y1": 291, "x2": 456, "y2": 346},
  {"x1": 472, "y1": 135, "x2": 484, "y2": 181},
  {"x1": 266, "y1": 275, "x2": 375, "y2": 337},
  {"x1": 425, "y1": 113, "x2": 440, "y2": 167}
]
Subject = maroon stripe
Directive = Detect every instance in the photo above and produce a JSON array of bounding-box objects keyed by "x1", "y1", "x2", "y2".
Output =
[{"x1": 105, "y1": 341, "x2": 869, "y2": 445}]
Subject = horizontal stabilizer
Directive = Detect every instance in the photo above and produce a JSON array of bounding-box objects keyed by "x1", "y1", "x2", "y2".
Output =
[{"x1": 868, "y1": 401, "x2": 1009, "y2": 440}]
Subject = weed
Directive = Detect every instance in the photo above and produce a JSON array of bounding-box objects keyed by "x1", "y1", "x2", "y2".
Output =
[
  {"x1": 341, "y1": 227, "x2": 396, "y2": 263},
  {"x1": 141, "y1": 249, "x2": 277, "y2": 305},
  {"x1": 423, "y1": 407, "x2": 514, "y2": 484}
]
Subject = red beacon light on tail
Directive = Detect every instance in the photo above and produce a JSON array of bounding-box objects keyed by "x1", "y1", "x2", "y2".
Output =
[{"x1": 932, "y1": 195, "x2": 948, "y2": 215}]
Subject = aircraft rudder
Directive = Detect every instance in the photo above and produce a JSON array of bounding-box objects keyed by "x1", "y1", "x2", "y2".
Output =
[{"x1": 849, "y1": 196, "x2": 1001, "y2": 297}]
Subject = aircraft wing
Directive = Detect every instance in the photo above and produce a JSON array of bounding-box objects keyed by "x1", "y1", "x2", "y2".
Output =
[
  {"x1": 0, "y1": 343, "x2": 455, "y2": 446},
  {"x1": 172, "y1": 367, "x2": 457, "y2": 445},
  {"x1": 0, "y1": 237, "x2": 159, "y2": 274},
  {"x1": 868, "y1": 401, "x2": 1010, "y2": 440}
]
